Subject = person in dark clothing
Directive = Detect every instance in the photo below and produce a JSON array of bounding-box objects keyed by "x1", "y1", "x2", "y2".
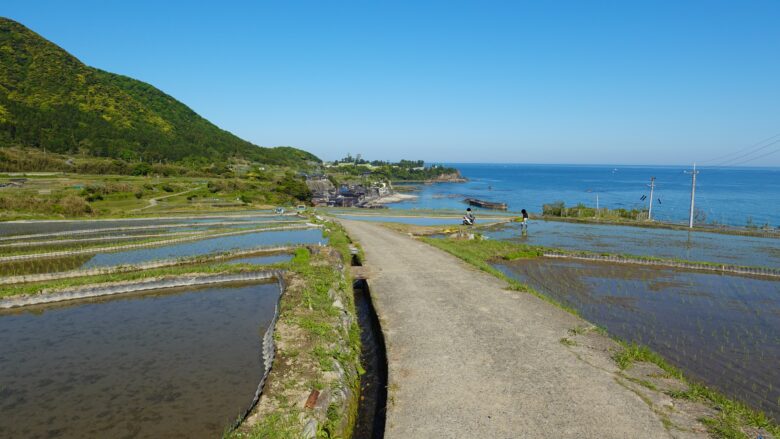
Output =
[
  {"x1": 520, "y1": 209, "x2": 529, "y2": 229},
  {"x1": 463, "y1": 207, "x2": 476, "y2": 225}
]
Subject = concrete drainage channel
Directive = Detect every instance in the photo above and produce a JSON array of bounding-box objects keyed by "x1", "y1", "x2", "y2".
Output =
[{"x1": 351, "y1": 253, "x2": 388, "y2": 438}]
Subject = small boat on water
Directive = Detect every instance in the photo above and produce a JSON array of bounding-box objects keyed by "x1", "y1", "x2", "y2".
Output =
[{"x1": 465, "y1": 198, "x2": 508, "y2": 210}]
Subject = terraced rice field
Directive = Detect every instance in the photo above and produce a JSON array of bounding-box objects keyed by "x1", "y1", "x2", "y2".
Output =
[
  {"x1": 0, "y1": 217, "x2": 322, "y2": 277},
  {"x1": 494, "y1": 258, "x2": 780, "y2": 420},
  {"x1": 484, "y1": 220, "x2": 780, "y2": 268}
]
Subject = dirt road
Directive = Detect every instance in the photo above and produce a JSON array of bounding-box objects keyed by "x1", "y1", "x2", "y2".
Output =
[{"x1": 340, "y1": 219, "x2": 676, "y2": 439}]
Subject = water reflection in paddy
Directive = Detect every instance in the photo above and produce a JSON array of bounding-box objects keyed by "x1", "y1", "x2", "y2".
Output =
[
  {"x1": 81, "y1": 228, "x2": 322, "y2": 269},
  {"x1": 0, "y1": 281, "x2": 279, "y2": 438},
  {"x1": 0, "y1": 229, "x2": 321, "y2": 277},
  {"x1": 495, "y1": 258, "x2": 780, "y2": 420},
  {"x1": 0, "y1": 215, "x2": 291, "y2": 238},
  {"x1": 484, "y1": 220, "x2": 780, "y2": 268}
]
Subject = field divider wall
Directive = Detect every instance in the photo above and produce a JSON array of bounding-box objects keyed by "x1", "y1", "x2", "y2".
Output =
[
  {"x1": 0, "y1": 270, "x2": 283, "y2": 308},
  {"x1": 0, "y1": 223, "x2": 322, "y2": 262},
  {"x1": 542, "y1": 251, "x2": 780, "y2": 278},
  {"x1": 0, "y1": 211, "x2": 300, "y2": 228},
  {"x1": 0, "y1": 244, "x2": 304, "y2": 285},
  {"x1": 0, "y1": 220, "x2": 303, "y2": 244}
]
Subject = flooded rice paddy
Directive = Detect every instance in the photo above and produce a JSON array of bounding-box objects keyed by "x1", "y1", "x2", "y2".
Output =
[
  {"x1": 0, "y1": 214, "x2": 291, "y2": 238},
  {"x1": 0, "y1": 228, "x2": 322, "y2": 276},
  {"x1": 484, "y1": 220, "x2": 780, "y2": 268},
  {"x1": 494, "y1": 258, "x2": 780, "y2": 420},
  {"x1": 0, "y1": 281, "x2": 279, "y2": 438},
  {"x1": 80, "y1": 229, "x2": 322, "y2": 269},
  {"x1": 0, "y1": 255, "x2": 93, "y2": 277}
]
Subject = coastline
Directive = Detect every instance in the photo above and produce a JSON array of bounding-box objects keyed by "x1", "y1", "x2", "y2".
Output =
[{"x1": 371, "y1": 192, "x2": 419, "y2": 204}]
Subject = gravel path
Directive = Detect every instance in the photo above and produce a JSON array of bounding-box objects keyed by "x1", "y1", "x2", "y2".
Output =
[{"x1": 340, "y1": 219, "x2": 674, "y2": 439}]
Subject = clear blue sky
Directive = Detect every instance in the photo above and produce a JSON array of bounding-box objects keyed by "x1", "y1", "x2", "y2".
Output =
[{"x1": 3, "y1": 1, "x2": 780, "y2": 165}]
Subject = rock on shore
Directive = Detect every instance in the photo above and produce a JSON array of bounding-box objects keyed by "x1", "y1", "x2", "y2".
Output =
[{"x1": 427, "y1": 171, "x2": 467, "y2": 183}]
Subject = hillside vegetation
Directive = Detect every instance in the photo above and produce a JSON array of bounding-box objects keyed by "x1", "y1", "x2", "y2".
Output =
[{"x1": 0, "y1": 17, "x2": 319, "y2": 171}]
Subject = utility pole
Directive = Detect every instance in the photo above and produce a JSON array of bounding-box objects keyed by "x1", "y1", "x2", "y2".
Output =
[
  {"x1": 685, "y1": 164, "x2": 699, "y2": 228},
  {"x1": 647, "y1": 177, "x2": 655, "y2": 221},
  {"x1": 596, "y1": 193, "x2": 599, "y2": 217}
]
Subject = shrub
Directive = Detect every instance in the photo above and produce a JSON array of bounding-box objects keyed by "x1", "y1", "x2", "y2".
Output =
[
  {"x1": 543, "y1": 201, "x2": 565, "y2": 216},
  {"x1": 132, "y1": 162, "x2": 152, "y2": 176},
  {"x1": 59, "y1": 195, "x2": 92, "y2": 216},
  {"x1": 277, "y1": 173, "x2": 312, "y2": 202}
]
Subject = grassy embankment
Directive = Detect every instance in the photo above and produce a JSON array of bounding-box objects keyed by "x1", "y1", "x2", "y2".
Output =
[
  {"x1": 232, "y1": 221, "x2": 362, "y2": 438},
  {"x1": 420, "y1": 235, "x2": 779, "y2": 439}
]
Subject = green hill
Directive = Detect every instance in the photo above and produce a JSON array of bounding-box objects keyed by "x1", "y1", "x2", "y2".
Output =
[{"x1": 0, "y1": 17, "x2": 319, "y2": 169}]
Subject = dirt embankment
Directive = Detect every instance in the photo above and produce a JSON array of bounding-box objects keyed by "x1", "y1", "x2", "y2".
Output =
[{"x1": 426, "y1": 171, "x2": 467, "y2": 183}]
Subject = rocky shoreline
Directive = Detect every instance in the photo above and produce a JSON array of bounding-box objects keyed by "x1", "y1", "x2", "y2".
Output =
[{"x1": 426, "y1": 171, "x2": 467, "y2": 183}]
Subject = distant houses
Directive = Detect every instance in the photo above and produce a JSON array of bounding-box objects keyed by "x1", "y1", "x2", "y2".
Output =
[{"x1": 305, "y1": 175, "x2": 391, "y2": 208}]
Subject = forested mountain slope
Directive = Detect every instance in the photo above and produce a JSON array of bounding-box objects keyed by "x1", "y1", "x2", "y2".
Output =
[{"x1": 0, "y1": 17, "x2": 319, "y2": 168}]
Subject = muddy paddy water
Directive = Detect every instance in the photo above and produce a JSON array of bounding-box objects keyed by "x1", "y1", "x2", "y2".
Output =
[
  {"x1": 80, "y1": 229, "x2": 322, "y2": 268},
  {"x1": 485, "y1": 220, "x2": 780, "y2": 268},
  {"x1": 495, "y1": 258, "x2": 780, "y2": 420},
  {"x1": 0, "y1": 281, "x2": 279, "y2": 438}
]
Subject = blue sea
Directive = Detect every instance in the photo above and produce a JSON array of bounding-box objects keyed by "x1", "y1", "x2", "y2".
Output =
[{"x1": 390, "y1": 164, "x2": 780, "y2": 228}]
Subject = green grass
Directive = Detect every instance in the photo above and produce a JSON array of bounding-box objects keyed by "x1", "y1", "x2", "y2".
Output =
[
  {"x1": 615, "y1": 341, "x2": 778, "y2": 438},
  {"x1": 234, "y1": 412, "x2": 300, "y2": 439},
  {"x1": 613, "y1": 343, "x2": 678, "y2": 375}
]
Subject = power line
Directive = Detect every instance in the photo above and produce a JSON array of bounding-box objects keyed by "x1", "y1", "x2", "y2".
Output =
[
  {"x1": 708, "y1": 138, "x2": 780, "y2": 167},
  {"x1": 699, "y1": 133, "x2": 780, "y2": 164},
  {"x1": 724, "y1": 147, "x2": 780, "y2": 167}
]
